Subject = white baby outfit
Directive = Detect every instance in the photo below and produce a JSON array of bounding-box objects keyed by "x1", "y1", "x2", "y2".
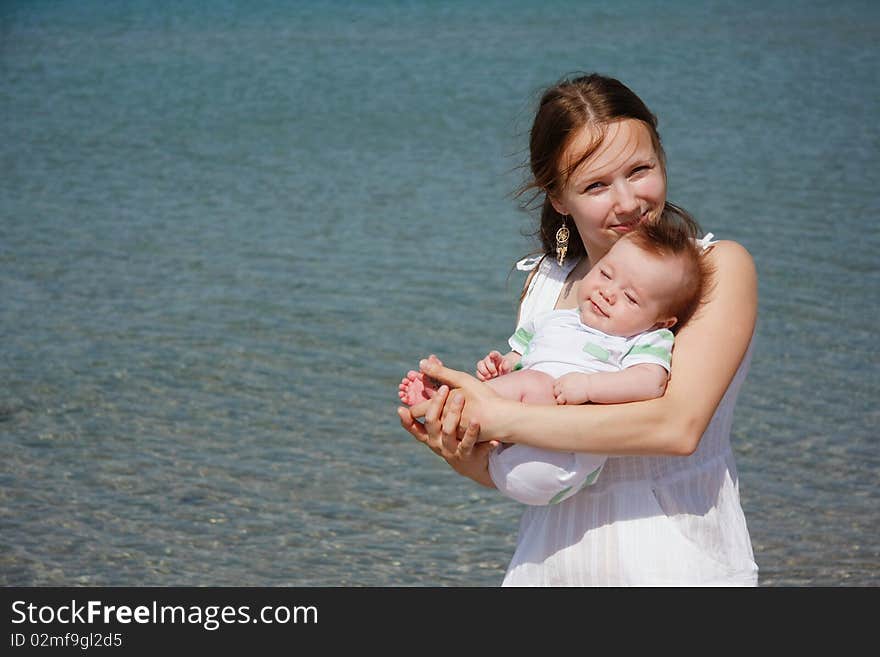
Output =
[
  {"x1": 491, "y1": 310, "x2": 674, "y2": 505},
  {"x1": 511, "y1": 309, "x2": 674, "y2": 379},
  {"x1": 488, "y1": 244, "x2": 759, "y2": 586}
]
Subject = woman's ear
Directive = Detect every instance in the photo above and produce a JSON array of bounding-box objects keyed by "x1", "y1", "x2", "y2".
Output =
[{"x1": 549, "y1": 195, "x2": 569, "y2": 216}]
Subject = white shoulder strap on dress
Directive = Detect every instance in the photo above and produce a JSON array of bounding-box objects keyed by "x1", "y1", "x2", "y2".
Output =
[
  {"x1": 516, "y1": 254, "x2": 544, "y2": 272},
  {"x1": 696, "y1": 232, "x2": 717, "y2": 252},
  {"x1": 516, "y1": 254, "x2": 579, "y2": 326}
]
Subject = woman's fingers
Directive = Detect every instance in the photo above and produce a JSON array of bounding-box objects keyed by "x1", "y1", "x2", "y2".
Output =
[
  {"x1": 399, "y1": 385, "x2": 449, "y2": 459},
  {"x1": 397, "y1": 406, "x2": 428, "y2": 444},
  {"x1": 456, "y1": 421, "x2": 480, "y2": 459},
  {"x1": 419, "y1": 358, "x2": 478, "y2": 391},
  {"x1": 423, "y1": 385, "x2": 449, "y2": 448},
  {"x1": 440, "y1": 391, "x2": 464, "y2": 453},
  {"x1": 408, "y1": 398, "x2": 430, "y2": 418}
]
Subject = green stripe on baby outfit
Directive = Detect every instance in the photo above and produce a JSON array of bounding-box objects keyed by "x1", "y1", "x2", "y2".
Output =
[
  {"x1": 582, "y1": 341, "x2": 610, "y2": 362},
  {"x1": 655, "y1": 329, "x2": 674, "y2": 341},
  {"x1": 510, "y1": 327, "x2": 534, "y2": 356},
  {"x1": 548, "y1": 486, "x2": 572, "y2": 505},
  {"x1": 627, "y1": 344, "x2": 672, "y2": 365},
  {"x1": 578, "y1": 465, "x2": 603, "y2": 490},
  {"x1": 548, "y1": 464, "x2": 604, "y2": 505},
  {"x1": 512, "y1": 327, "x2": 534, "y2": 347}
]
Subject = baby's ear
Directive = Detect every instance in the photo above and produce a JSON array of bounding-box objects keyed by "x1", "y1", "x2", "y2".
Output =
[{"x1": 654, "y1": 317, "x2": 677, "y2": 330}]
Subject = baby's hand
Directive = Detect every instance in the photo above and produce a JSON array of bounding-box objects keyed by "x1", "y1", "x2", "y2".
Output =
[
  {"x1": 476, "y1": 351, "x2": 509, "y2": 381},
  {"x1": 553, "y1": 373, "x2": 593, "y2": 405}
]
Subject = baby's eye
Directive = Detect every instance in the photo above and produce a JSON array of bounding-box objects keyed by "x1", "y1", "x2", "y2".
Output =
[
  {"x1": 601, "y1": 270, "x2": 611, "y2": 279},
  {"x1": 625, "y1": 293, "x2": 638, "y2": 304}
]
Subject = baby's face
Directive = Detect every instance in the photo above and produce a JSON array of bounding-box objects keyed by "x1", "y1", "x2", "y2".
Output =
[{"x1": 578, "y1": 238, "x2": 683, "y2": 338}]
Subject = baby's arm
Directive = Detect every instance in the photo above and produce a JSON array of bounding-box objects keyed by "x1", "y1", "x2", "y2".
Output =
[
  {"x1": 480, "y1": 315, "x2": 538, "y2": 382},
  {"x1": 553, "y1": 364, "x2": 669, "y2": 405},
  {"x1": 476, "y1": 350, "x2": 522, "y2": 381}
]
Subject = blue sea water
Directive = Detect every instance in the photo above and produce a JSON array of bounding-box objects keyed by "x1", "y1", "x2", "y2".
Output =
[{"x1": 1, "y1": 0, "x2": 878, "y2": 586}]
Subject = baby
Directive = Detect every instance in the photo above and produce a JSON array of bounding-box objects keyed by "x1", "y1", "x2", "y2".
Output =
[
  {"x1": 400, "y1": 216, "x2": 711, "y2": 412},
  {"x1": 398, "y1": 215, "x2": 713, "y2": 505}
]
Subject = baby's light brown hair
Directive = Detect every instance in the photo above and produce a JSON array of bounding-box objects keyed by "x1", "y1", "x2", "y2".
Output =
[{"x1": 623, "y1": 208, "x2": 715, "y2": 332}]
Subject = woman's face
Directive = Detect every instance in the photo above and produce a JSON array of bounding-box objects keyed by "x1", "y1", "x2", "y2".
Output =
[{"x1": 551, "y1": 118, "x2": 667, "y2": 260}]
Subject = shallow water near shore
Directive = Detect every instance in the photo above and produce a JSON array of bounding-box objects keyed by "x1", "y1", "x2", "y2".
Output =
[{"x1": 2, "y1": 0, "x2": 878, "y2": 586}]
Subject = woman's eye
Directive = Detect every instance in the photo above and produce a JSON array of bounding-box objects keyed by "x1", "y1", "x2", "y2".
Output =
[
  {"x1": 629, "y1": 165, "x2": 650, "y2": 176},
  {"x1": 584, "y1": 181, "x2": 605, "y2": 193}
]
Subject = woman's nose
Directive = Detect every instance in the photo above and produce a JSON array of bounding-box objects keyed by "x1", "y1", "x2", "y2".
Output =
[{"x1": 613, "y1": 183, "x2": 639, "y2": 216}]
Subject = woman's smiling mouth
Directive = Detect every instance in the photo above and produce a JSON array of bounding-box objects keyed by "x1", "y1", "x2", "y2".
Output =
[{"x1": 610, "y1": 211, "x2": 649, "y2": 233}]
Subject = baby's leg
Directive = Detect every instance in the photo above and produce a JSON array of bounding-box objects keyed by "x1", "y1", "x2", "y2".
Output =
[{"x1": 486, "y1": 369, "x2": 557, "y2": 405}]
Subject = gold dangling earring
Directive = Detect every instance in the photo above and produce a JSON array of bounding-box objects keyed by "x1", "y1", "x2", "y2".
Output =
[{"x1": 555, "y1": 216, "x2": 570, "y2": 266}]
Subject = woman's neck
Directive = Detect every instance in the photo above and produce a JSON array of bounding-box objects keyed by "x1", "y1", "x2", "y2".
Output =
[
  {"x1": 582, "y1": 239, "x2": 610, "y2": 264},
  {"x1": 555, "y1": 255, "x2": 593, "y2": 310}
]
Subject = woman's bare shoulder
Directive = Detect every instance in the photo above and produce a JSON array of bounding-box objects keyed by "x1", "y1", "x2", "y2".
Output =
[
  {"x1": 702, "y1": 239, "x2": 758, "y2": 302},
  {"x1": 676, "y1": 238, "x2": 757, "y2": 344},
  {"x1": 706, "y1": 239, "x2": 756, "y2": 274}
]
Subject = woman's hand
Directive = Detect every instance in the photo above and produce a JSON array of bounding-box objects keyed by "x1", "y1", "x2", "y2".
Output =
[
  {"x1": 410, "y1": 357, "x2": 513, "y2": 444},
  {"x1": 397, "y1": 379, "x2": 498, "y2": 488}
]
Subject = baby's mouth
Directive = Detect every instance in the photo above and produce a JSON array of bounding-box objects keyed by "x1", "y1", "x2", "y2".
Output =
[{"x1": 590, "y1": 299, "x2": 609, "y2": 318}]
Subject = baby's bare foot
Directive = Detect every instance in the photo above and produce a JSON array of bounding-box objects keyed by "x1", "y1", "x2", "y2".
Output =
[{"x1": 398, "y1": 370, "x2": 438, "y2": 406}]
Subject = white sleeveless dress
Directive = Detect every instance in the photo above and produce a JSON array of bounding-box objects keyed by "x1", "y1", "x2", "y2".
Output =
[{"x1": 489, "y1": 253, "x2": 759, "y2": 586}]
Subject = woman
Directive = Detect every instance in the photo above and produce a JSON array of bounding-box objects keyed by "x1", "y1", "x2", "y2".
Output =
[{"x1": 398, "y1": 74, "x2": 759, "y2": 586}]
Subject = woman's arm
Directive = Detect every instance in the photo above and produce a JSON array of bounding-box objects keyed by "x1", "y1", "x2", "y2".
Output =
[{"x1": 417, "y1": 241, "x2": 757, "y2": 457}]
